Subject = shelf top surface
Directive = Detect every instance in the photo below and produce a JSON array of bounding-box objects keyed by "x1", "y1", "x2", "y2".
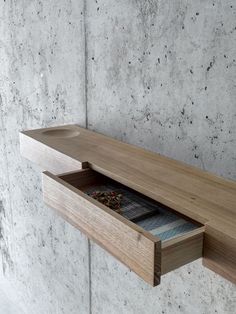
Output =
[{"x1": 20, "y1": 124, "x2": 236, "y2": 238}]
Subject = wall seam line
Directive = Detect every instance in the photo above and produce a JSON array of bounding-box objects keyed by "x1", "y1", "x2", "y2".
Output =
[
  {"x1": 88, "y1": 238, "x2": 92, "y2": 314},
  {"x1": 83, "y1": 1, "x2": 91, "y2": 313},
  {"x1": 84, "y1": 0, "x2": 88, "y2": 129}
]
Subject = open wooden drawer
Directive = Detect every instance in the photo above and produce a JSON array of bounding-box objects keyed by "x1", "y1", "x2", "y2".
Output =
[{"x1": 42, "y1": 167, "x2": 204, "y2": 286}]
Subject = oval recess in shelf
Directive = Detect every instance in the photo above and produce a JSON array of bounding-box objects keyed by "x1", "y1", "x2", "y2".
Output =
[{"x1": 42, "y1": 128, "x2": 80, "y2": 138}]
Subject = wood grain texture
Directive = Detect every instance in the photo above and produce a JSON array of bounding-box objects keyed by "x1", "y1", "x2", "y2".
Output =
[
  {"x1": 20, "y1": 131, "x2": 84, "y2": 174},
  {"x1": 43, "y1": 171, "x2": 161, "y2": 286},
  {"x1": 161, "y1": 228, "x2": 204, "y2": 275},
  {"x1": 20, "y1": 125, "x2": 236, "y2": 283},
  {"x1": 59, "y1": 168, "x2": 103, "y2": 188},
  {"x1": 203, "y1": 222, "x2": 236, "y2": 284},
  {"x1": 59, "y1": 169, "x2": 204, "y2": 281}
]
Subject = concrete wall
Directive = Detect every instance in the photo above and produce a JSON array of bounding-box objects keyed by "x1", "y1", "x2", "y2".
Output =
[
  {"x1": 0, "y1": 1, "x2": 235, "y2": 313},
  {"x1": 0, "y1": 1, "x2": 89, "y2": 313}
]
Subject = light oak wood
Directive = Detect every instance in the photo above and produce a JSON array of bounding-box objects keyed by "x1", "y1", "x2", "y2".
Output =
[
  {"x1": 43, "y1": 168, "x2": 204, "y2": 285},
  {"x1": 58, "y1": 168, "x2": 104, "y2": 188},
  {"x1": 203, "y1": 222, "x2": 236, "y2": 284},
  {"x1": 43, "y1": 171, "x2": 161, "y2": 286},
  {"x1": 20, "y1": 131, "x2": 85, "y2": 174},
  {"x1": 162, "y1": 228, "x2": 204, "y2": 275},
  {"x1": 20, "y1": 125, "x2": 236, "y2": 284}
]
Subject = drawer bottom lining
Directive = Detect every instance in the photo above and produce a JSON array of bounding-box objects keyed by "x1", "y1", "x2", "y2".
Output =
[{"x1": 84, "y1": 181, "x2": 199, "y2": 241}]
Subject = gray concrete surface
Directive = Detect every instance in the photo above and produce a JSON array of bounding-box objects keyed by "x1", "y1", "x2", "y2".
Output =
[
  {"x1": 0, "y1": 0, "x2": 236, "y2": 313},
  {"x1": 87, "y1": 0, "x2": 236, "y2": 180},
  {"x1": 0, "y1": 277, "x2": 26, "y2": 314},
  {"x1": 0, "y1": 1, "x2": 89, "y2": 313},
  {"x1": 0, "y1": 289, "x2": 21, "y2": 314}
]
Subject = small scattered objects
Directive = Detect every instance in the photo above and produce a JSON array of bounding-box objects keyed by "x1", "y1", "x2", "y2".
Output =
[{"x1": 90, "y1": 191, "x2": 123, "y2": 214}]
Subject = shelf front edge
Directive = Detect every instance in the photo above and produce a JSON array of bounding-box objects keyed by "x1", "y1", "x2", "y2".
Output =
[{"x1": 20, "y1": 132, "x2": 84, "y2": 174}]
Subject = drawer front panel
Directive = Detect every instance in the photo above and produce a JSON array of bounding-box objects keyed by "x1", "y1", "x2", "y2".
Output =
[
  {"x1": 162, "y1": 228, "x2": 204, "y2": 275},
  {"x1": 42, "y1": 171, "x2": 161, "y2": 286}
]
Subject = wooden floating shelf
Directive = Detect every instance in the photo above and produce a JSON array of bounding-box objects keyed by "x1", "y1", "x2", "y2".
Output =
[{"x1": 20, "y1": 125, "x2": 236, "y2": 286}]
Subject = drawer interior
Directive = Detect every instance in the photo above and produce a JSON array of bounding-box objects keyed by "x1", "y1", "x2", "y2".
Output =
[
  {"x1": 59, "y1": 169, "x2": 202, "y2": 243},
  {"x1": 44, "y1": 167, "x2": 204, "y2": 285}
]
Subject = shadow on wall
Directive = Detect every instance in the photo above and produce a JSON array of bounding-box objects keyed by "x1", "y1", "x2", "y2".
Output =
[{"x1": 0, "y1": 201, "x2": 13, "y2": 276}]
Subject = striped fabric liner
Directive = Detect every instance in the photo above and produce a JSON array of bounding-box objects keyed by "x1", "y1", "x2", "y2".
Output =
[
  {"x1": 85, "y1": 182, "x2": 198, "y2": 241},
  {"x1": 154, "y1": 222, "x2": 197, "y2": 241},
  {"x1": 149, "y1": 219, "x2": 187, "y2": 235},
  {"x1": 85, "y1": 183, "x2": 160, "y2": 220},
  {"x1": 137, "y1": 208, "x2": 197, "y2": 241}
]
